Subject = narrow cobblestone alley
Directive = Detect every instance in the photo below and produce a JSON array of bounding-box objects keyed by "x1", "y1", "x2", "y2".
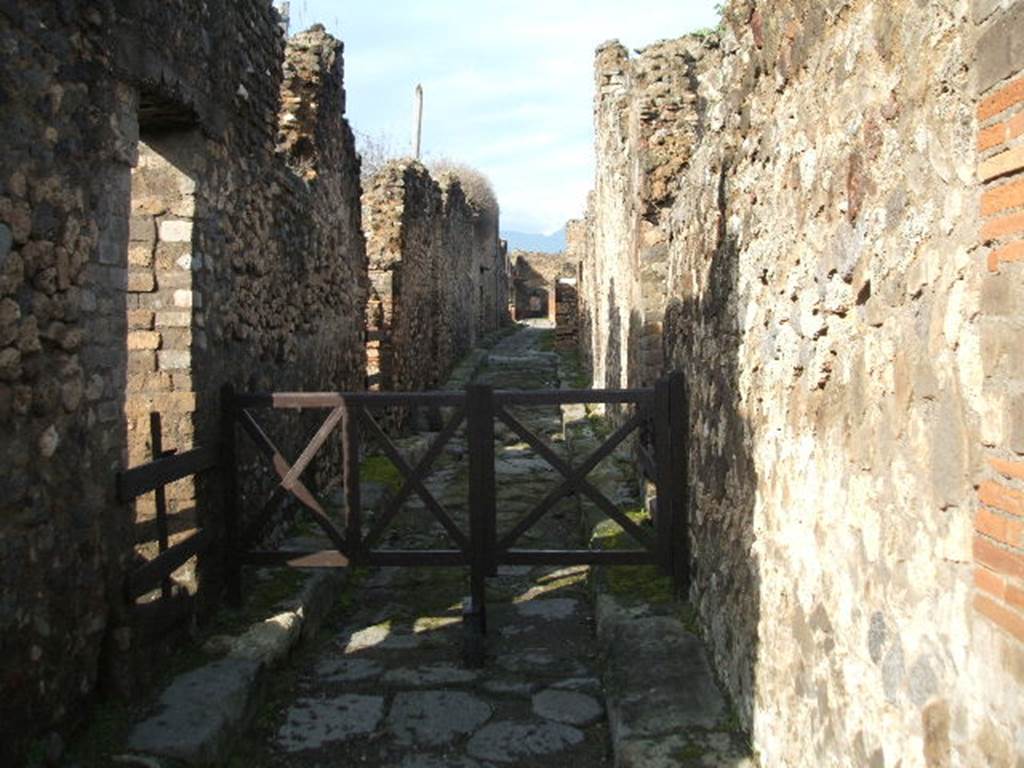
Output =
[{"x1": 234, "y1": 325, "x2": 616, "y2": 766}]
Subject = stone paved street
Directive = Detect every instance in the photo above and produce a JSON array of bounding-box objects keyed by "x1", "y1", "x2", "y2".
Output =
[{"x1": 237, "y1": 326, "x2": 614, "y2": 766}]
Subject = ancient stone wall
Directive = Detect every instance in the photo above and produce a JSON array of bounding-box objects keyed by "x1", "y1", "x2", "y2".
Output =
[
  {"x1": 580, "y1": 0, "x2": 1024, "y2": 764},
  {"x1": 511, "y1": 250, "x2": 574, "y2": 321},
  {"x1": 0, "y1": 2, "x2": 366, "y2": 756},
  {"x1": 554, "y1": 279, "x2": 579, "y2": 351},
  {"x1": 581, "y1": 38, "x2": 701, "y2": 389},
  {"x1": 363, "y1": 161, "x2": 505, "y2": 396}
]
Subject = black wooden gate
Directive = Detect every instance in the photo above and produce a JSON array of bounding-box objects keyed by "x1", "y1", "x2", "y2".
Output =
[{"x1": 222, "y1": 373, "x2": 689, "y2": 665}]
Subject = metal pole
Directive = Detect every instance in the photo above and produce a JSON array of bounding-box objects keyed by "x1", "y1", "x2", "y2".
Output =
[{"x1": 413, "y1": 84, "x2": 423, "y2": 160}]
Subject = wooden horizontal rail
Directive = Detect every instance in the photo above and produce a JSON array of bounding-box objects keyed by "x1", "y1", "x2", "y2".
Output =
[
  {"x1": 493, "y1": 388, "x2": 653, "y2": 406},
  {"x1": 126, "y1": 528, "x2": 213, "y2": 600},
  {"x1": 234, "y1": 391, "x2": 466, "y2": 409},
  {"x1": 232, "y1": 387, "x2": 655, "y2": 411},
  {"x1": 117, "y1": 446, "x2": 219, "y2": 501},
  {"x1": 502, "y1": 549, "x2": 656, "y2": 566},
  {"x1": 363, "y1": 550, "x2": 467, "y2": 566}
]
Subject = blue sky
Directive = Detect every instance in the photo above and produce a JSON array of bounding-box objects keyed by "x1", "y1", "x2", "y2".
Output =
[{"x1": 285, "y1": 1, "x2": 722, "y2": 234}]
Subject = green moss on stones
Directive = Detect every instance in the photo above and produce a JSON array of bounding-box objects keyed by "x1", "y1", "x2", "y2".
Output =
[{"x1": 361, "y1": 454, "x2": 402, "y2": 491}]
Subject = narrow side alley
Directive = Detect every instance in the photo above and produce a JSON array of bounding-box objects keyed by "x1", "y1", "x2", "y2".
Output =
[{"x1": 234, "y1": 325, "x2": 612, "y2": 766}]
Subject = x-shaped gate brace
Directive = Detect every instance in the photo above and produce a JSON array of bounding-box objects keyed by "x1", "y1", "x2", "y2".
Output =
[{"x1": 220, "y1": 373, "x2": 689, "y2": 666}]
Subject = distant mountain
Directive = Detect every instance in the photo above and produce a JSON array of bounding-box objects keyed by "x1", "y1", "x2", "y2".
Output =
[{"x1": 502, "y1": 227, "x2": 566, "y2": 253}]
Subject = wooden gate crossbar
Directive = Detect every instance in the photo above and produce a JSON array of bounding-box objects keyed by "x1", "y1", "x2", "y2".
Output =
[{"x1": 221, "y1": 373, "x2": 690, "y2": 664}]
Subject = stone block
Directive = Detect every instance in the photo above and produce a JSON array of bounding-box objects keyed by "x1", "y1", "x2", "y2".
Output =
[
  {"x1": 127, "y1": 350, "x2": 156, "y2": 374},
  {"x1": 975, "y1": 3, "x2": 1024, "y2": 95},
  {"x1": 973, "y1": 0, "x2": 1003, "y2": 24},
  {"x1": 156, "y1": 311, "x2": 192, "y2": 328},
  {"x1": 127, "y1": 331, "x2": 161, "y2": 351},
  {"x1": 981, "y1": 267, "x2": 1024, "y2": 316},
  {"x1": 158, "y1": 220, "x2": 193, "y2": 243},
  {"x1": 129, "y1": 216, "x2": 155, "y2": 244},
  {"x1": 128, "y1": 310, "x2": 154, "y2": 330},
  {"x1": 127, "y1": 271, "x2": 155, "y2": 293},
  {"x1": 157, "y1": 270, "x2": 191, "y2": 289},
  {"x1": 173, "y1": 289, "x2": 194, "y2": 308},
  {"x1": 158, "y1": 350, "x2": 191, "y2": 370},
  {"x1": 1010, "y1": 393, "x2": 1024, "y2": 453},
  {"x1": 128, "y1": 244, "x2": 152, "y2": 267}
]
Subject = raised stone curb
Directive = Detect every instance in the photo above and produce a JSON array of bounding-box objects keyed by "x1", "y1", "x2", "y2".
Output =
[
  {"x1": 125, "y1": 567, "x2": 346, "y2": 765},
  {"x1": 555, "y1": 354, "x2": 754, "y2": 768}
]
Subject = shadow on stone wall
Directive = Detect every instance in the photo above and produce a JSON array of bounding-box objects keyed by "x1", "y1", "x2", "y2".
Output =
[
  {"x1": 604, "y1": 279, "x2": 621, "y2": 389},
  {"x1": 664, "y1": 164, "x2": 760, "y2": 729},
  {"x1": 513, "y1": 257, "x2": 552, "y2": 319}
]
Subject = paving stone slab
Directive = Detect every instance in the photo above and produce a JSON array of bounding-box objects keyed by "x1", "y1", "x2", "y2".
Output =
[
  {"x1": 276, "y1": 694, "x2": 385, "y2": 752},
  {"x1": 382, "y1": 662, "x2": 480, "y2": 687},
  {"x1": 387, "y1": 690, "x2": 494, "y2": 746},
  {"x1": 466, "y1": 720, "x2": 584, "y2": 763},
  {"x1": 480, "y1": 677, "x2": 542, "y2": 697},
  {"x1": 553, "y1": 676, "x2": 602, "y2": 694},
  {"x1": 315, "y1": 657, "x2": 383, "y2": 683},
  {"x1": 604, "y1": 615, "x2": 725, "y2": 738},
  {"x1": 128, "y1": 657, "x2": 260, "y2": 763},
  {"x1": 398, "y1": 755, "x2": 489, "y2": 768},
  {"x1": 532, "y1": 688, "x2": 604, "y2": 726},
  {"x1": 514, "y1": 597, "x2": 580, "y2": 621}
]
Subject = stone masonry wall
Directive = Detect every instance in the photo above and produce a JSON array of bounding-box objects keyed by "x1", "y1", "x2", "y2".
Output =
[
  {"x1": 0, "y1": 3, "x2": 366, "y2": 757},
  {"x1": 554, "y1": 278, "x2": 579, "y2": 351},
  {"x1": 580, "y1": 0, "x2": 1024, "y2": 764},
  {"x1": 580, "y1": 38, "x2": 701, "y2": 390},
  {"x1": 363, "y1": 160, "x2": 505, "y2": 397},
  {"x1": 511, "y1": 250, "x2": 574, "y2": 321}
]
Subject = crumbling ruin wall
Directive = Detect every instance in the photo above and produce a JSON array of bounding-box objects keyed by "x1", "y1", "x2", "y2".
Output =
[
  {"x1": 0, "y1": 2, "x2": 366, "y2": 756},
  {"x1": 566, "y1": 208, "x2": 595, "y2": 370},
  {"x1": 582, "y1": 38, "x2": 700, "y2": 389},
  {"x1": 364, "y1": 161, "x2": 504, "y2": 395},
  {"x1": 582, "y1": 0, "x2": 1024, "y2": 764},
  {"x1": 512, "y1": 250, "x2": 574, "y2": 321}
]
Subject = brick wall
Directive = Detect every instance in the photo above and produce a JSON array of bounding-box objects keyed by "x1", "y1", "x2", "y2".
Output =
[{"x1": 973, "y1": 0, "x2": 1024, "y2": 649}]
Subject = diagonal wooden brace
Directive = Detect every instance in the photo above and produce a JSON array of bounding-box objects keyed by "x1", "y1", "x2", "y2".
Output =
[
  {"x1": 497, "y1": 407, "x2": 647, "y2": 551},
  {"x1": 359, "y1": 407, "x2": 470, "y2": 552},
  {"x1": 363, "y1": 406, "x2": 466, "y2": 550},
  {"x1": 495, "y1": 406, "x2": 653, "y2": 550},
  {"x1": 236, "y1": 408, "x2": 350, "y2": 557}
]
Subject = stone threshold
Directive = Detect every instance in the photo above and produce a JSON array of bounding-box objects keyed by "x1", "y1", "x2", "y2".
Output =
[{"x1": 123, "y1": 559, "x2": 346, "y2": 765}]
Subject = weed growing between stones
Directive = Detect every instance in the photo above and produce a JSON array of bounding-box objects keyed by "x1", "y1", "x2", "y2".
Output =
[{"x1": 360, "y1": 454, "x2": 403, "y2": 491}]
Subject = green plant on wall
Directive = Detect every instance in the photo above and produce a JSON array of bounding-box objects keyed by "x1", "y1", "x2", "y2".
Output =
[{"x1": 693, "y1": 2, "x2": 726, "y2": 37}]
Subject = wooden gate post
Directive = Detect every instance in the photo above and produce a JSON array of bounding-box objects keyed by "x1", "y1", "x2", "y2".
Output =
[
  {"x1": 220, "y1": 383, "x2": 242, "y2": 607},
  {"x1": 668, "y1": 372, "x2": 690, "y2": 594},
  {"x1": 653, "y1": 376, "x2": 675, "y2": 580},
  {"x1": 464, "y1": 383, "x2": 495, "y2": 666},
  {"x1": 342, "y1": 403, "x2": 362, "y2": 558}
]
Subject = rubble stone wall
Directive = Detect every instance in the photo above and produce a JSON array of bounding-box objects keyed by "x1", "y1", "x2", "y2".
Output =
[
  {"x1": 580, "y1": 0, "x2": 1024, "y2": 764},
  {"x1": 511, "y1": 250, "x2": 574, "y2": 321},
  {"x1": 554, "y1": 279, "x2": 579, "y2": 351},
  {"x1": 579, "y1": 38, "x2": 700, "y2": 390},
  {"x1": 363, "y1": 161, "x2": 506, "y2": 395},
  {"x1": 0, "y1": 2, "x2": 366, "y2": 756}
]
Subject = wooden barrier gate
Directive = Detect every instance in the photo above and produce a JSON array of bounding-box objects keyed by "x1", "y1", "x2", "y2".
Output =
[{"x1": 222, "y1": 374, "x2": 689, "y2": 665}]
